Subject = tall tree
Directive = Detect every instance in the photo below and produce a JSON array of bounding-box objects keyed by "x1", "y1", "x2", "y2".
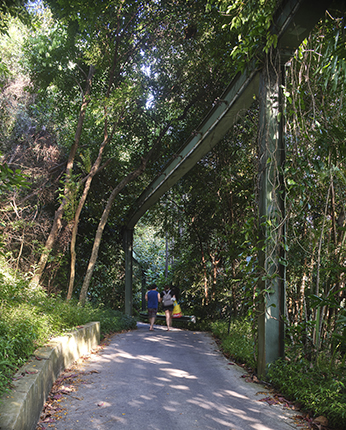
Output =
[
  {"x1": 37, "y1": 0, "x2": 237, "y2": 302},
  {"x1": 29, "y1": 64, "x2": 95, "y2": 288}
]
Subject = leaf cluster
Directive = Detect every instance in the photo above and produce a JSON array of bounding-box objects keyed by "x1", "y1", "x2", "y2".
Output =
[
  {"x1": 206, "y1": 0, "x2": 277, "y2": 72},
  {"x1": 0, "y1": 0, "x2": 31, "y2": 35},
  {"x1": 0, "y1": 162, "x2": 29, "y2": 193}
]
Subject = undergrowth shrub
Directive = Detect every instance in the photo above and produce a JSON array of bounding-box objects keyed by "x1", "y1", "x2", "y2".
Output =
[
  {"x1": 0, "y1": 264, "x2": 136, "y2": 396},
  {"x1": 267, "y1": 358, "x2": 346, "y2": 429},
  {"x1": 211, "y1": 318, "x2": 256, "y2": 370}
]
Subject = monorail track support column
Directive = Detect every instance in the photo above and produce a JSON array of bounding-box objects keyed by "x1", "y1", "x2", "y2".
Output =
[
  {"x1": 124, "y1": 228, "x2": 134, "y2": 316},
  {"x1": 257, "y1": 49, "x2": 286, "y2": 378}
]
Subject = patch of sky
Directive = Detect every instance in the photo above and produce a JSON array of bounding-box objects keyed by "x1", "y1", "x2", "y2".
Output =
[
  {"x1": 141, "y1": 62, "x2": 155, "y2": 108},
  {"x1": 27, "y1": 0, "x2": 45, "y2": 15},
  {"x1": 142, "y1": 63, "x2": 151, "y2": 77},
  {"x1": 146, "y1": 93, "x2": 155, "y2": 109}
]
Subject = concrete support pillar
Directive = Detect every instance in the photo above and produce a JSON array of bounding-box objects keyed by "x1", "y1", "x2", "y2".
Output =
[
  {"x1": 124, "y1": 228, "x2": 134, "y2": 316},
  {"x1": 141, "y1": 267, "x2": 146, "y2": 311},
  {"x1": 257, "y1": 49, "x2": 286, "y2": 378}
]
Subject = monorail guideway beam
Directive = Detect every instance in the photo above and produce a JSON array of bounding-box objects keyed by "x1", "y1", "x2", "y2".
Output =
[{"x1": 123, "y1": 0, "x2": 330, "y2": 373}]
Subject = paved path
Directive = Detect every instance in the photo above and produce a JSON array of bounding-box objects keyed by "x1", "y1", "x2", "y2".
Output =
[{"x1": 47, "y1": 322, "x2": 299, "y2": 430}]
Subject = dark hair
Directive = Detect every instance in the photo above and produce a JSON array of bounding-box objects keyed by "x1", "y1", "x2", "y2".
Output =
[{"x1": 150, "y1": 283, "x2": 157, "y2": 290}]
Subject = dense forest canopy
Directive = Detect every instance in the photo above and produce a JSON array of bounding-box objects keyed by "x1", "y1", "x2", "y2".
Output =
[{"x1": 1, "y1": 0, "x2": 346, "y2": 365}]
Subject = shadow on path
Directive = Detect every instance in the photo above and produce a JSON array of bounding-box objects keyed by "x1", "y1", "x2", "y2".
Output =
[{"x1": 38, "y1": 322, "x2": 300, "y2": 430}]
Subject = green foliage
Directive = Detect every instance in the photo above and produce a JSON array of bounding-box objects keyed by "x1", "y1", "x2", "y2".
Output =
[
  {"x1": 211, "y1": 319, "x2": 257, "y2": 370},
  {"x1": 0, "y1": 261, "x2": 136, "y2": 396},
  {"x1": 151, "y1": 106, "x2": 259, "y2": 324},
  {"x1": 0, "y1": 19, "x2": 34, "y2": 152},
  {"x1": 24, "y1": 23, "x2": 82, "y2": 95},
  {"x1": 0, "y1": 161, "x2": 29, "y2": 193},
  {"x1": 0, "y1": 17, "x2": 29, "y2": 82},
  {"x1": 64, "y1": 225, "x2": 129, "y2": 308},
  {"x1": 133, "y1": 220, "x2": 167, "y2": 286},
  {"x1": 2, "y1": 9, "x2": 346, "y2": 430},
  {"x1": 282, "y1": 12, "x2": 346, "y2": 364},
  {"x1": 267, "y1": 358, "x2": 346, "y2": 428},
  {"x1": 206, "y1": 0, "x2": 277, "y2": 72},
  {"x1": 313, "y1": 14, "x2": 346, "y2": 91},
  {"x1": 0, "y1": 0, "x2": 31, "y2": 35}
]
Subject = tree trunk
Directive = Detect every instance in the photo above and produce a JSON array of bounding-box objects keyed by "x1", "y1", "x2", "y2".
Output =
[
  {"x1": 210, "y1": 252, "x2": 220, "y2": 301},
  {"x1": 202, "y1": 253, "x2": 208, "y2": 305},
  {"x1": 29, "y1": 65, "x2": 95, "y2": 288},
  {"x1": 78, "y1": 163, "x2": 146, "y2": 305},
  {"x1": 67, "y1": 171, "x2": 97, "y2": 300},
  {"x1": 67, "y1": 120, "x2": 120, "y2": 300},
  {"x1": 78, "y1": 99, "x2": 196, "y2": 304},
  {"x1": 192, "y1": 224, "x2": 208, "y2": 304},
  {"x1": 67, "y1": 16, "x2": 126, "y2": 300}
]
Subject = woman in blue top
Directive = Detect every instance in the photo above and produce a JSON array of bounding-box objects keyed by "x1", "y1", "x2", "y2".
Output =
[{"x1": 145, "y1": 283, "x2": 161, "y2": 331}]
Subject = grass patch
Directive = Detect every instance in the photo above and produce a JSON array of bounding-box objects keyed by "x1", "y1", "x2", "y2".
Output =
[
  {"x1": 0, "y1": 265, "x2": 136, "y2": 397},
  {"x1": 267, "y1": 357, "x2": 346, "y2": 429}
]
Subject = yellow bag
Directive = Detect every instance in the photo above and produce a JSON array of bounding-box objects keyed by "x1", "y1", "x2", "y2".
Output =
[{"x1": 172, "y1": 300, "x2": 182, "y2": 318}]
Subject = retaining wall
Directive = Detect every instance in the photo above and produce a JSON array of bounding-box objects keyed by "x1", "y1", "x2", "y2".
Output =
[{"x1": 0, "y1": 321, "x2": 100, "y2": 430}]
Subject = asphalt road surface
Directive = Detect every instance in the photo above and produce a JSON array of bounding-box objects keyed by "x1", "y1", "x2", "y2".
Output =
[{"x1": 48, "y1": 322, "x2": 299, "y2": 430}]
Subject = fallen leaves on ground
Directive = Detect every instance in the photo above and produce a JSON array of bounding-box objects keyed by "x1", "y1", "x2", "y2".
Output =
[
  {"x1": 255, "y1": 390, "x2": 331, "y2": 430},
  {"x1": 35, "y1": 335, "x2": 113, "y2": 430},
  {"x1": 258, "y1": 393, "x2": 295, "y2": 408},
  {"x1": 240, "y1": 373, "x2": 261, "y2": 384},
  {"x1": 36, "y1": 368, "x2": 103, "y2": 429},
  {"x1": 36, "y1": 372, "x2": 79, "y2": 429},
  {"x1": 214, "y1": 336, "x2": 336, "y2": 430},
  {"x1": 291, "y1": 414, "x2": 330, "y2": 430}
]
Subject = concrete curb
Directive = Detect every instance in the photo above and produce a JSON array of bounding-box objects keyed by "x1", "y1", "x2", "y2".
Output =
[{"x1": 0, "y1": 321, "x2": 100, "y2": 430}]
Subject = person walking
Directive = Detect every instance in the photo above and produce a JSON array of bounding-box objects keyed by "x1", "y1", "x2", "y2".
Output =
[
  {"x1": 161, "y1": 284, "x2": 175, "y2": 331},
  {"x1": 145, "y1": 283, "x2": 161, "y2": 331}
]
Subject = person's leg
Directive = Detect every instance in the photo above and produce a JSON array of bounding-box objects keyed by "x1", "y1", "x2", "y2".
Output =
[
  {"x1": 148, "y1": 309, "x2": 155, "y2": 330},
  {"x1": 165, "y1": 309, "x2": 171, "y2": 330},
  {"x1": 165, "y1": 309, "x2": 173, "y2": 330},
  {"x1": 168, "y1": 310, "x2": 173, "y2": 329}
]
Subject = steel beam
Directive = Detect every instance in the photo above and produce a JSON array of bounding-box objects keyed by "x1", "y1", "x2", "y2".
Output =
[{"x1": 126, "y1": 69, "x2": 260, "y2": 229}]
